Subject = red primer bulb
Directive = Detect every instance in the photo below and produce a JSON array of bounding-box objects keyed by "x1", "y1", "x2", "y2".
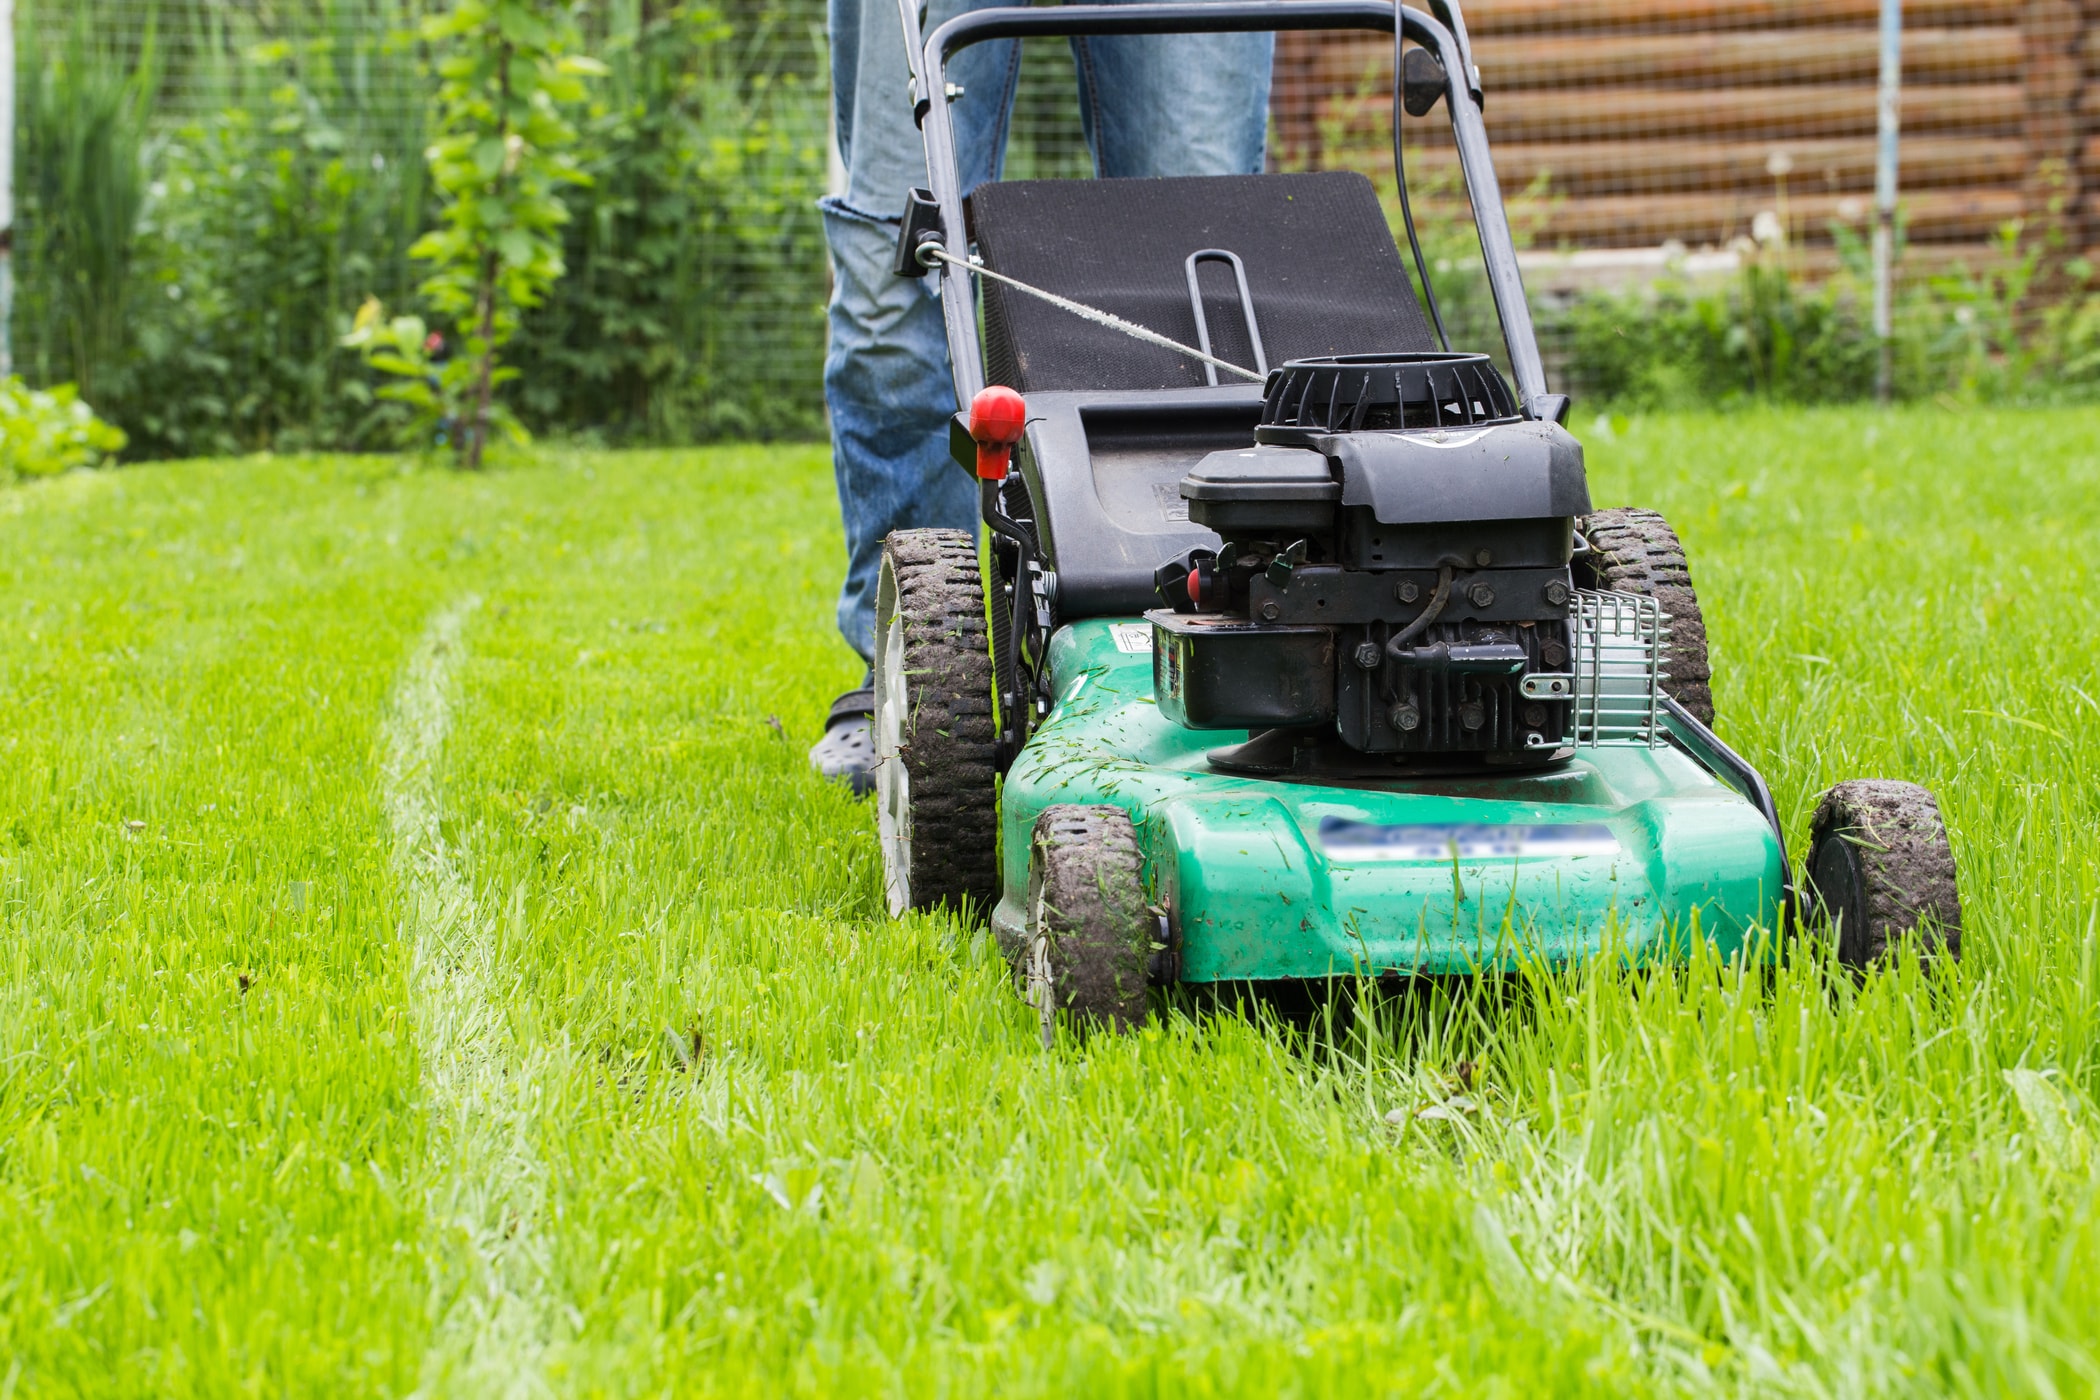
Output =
[
  {"x1": 1187, "y1": 567, "x2": 1203, "y2": 608},
  {"x1": 968, "y1": 385, "x2": 1027, "y2": 480}
]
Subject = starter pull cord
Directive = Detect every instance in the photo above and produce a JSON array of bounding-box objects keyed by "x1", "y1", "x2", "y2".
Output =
[{"x1": 916, "y1": 242, "x2": 1266, "y2": 384}]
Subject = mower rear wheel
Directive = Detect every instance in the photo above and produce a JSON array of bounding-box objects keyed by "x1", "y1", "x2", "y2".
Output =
[
  {"x1": 1805, "y1": 780, "x2": 1962, "y2": 967},
  {"x1": 1026, "y1": 806, "x2": 1153, "y2": 1043},
  {"x1": 873, "y1": 529, "x2": 1001, "y2": 919},
  {"x1": 1575, "y1": 507, "x2": 1715, "y2": 726}
]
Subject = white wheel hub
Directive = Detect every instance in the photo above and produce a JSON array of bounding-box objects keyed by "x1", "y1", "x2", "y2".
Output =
[
  {"x1": 874, "y1": 607, "x2": 912, "y2": 917},
  {"x1": 1027, "y1": 884, "x2": 1055, "y2": 1049}
]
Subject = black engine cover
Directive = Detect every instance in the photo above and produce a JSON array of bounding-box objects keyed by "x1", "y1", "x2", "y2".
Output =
[
  {"x1": 1153, "y1": 353, "x2": 1591, "y2": 765},
  {"x1": 1338, "y1": 618, "x2": 1572, "y2": 755}
]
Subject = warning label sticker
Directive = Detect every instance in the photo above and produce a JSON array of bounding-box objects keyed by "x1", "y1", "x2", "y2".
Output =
[
  {"x1": 1318, "y1": 818, "x2": 1619, "y2": 863},
  {"x1": 1110, "y1": 623, "x2": 1153, "y2": 654}
]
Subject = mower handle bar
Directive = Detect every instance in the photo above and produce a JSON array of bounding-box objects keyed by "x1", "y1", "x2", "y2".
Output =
[{"x1": 907, "y1": 0, "x2": 1551, "y2": 418}]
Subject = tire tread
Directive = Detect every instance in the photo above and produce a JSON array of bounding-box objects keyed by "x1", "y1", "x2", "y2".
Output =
[
  {"x1": 1808, "y1": 779, "x2": 1962, "y2": 966},
  {"x1": 885, "y1": 529, "x2": 1001, "y2": 914},
  {"x1": 1030, "y1": 805, "x2": 1151, "y2": 1031},
  {"x1": 1576, "y1": 506, "x2": 1716, "y2": 726}
]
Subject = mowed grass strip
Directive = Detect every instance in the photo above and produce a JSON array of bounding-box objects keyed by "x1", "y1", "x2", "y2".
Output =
[{"x1": 1, "y1": 410, "x2": 2098, "y2": 1395}]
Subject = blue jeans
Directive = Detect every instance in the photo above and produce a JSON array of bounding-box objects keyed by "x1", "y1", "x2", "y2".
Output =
[{"x1": 822, "y1": 0, "x2": 1274, "y2": 661}]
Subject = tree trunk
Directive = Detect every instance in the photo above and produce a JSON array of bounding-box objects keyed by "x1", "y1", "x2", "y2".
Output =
[{"x1": 460, "y1": 38, "x2": 513, "y2": 470}]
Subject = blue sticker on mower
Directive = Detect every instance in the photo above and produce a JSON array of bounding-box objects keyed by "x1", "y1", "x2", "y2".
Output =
[{"x1": 1319, "y1": 818, "x2": 1620, "y2": 863}]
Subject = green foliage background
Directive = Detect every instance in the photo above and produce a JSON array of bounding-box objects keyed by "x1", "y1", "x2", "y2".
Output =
[
  {"x1": 10, "y1": 2, "x2": 2100, "y2": 461},
  {"x1": 9, "y1": 0, "x2": 830, "y2": 459}
]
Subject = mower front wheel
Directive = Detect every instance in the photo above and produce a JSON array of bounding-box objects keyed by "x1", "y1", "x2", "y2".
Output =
[
  {"x1": 1025, "y1": 806, "x2": 1155, "y2": 1045},
  {"x1": 873, "y1": 529, "x2": 1001, "y2": 919},
  {"x1": 1804, "y1": 780, "x2": 1962, "y2": 968},
  {"x1": 1576, "y1": 507, "x2": 1716, "y2": 726}
]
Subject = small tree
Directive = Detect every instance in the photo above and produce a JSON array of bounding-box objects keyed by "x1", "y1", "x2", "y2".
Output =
[{"x1": 351, "y1": 0, "x2": 598, "y2": 468}]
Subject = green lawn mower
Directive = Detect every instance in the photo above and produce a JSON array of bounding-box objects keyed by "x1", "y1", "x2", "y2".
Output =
[{"x1": 872, "y1": 0, "x2": 1961, "y2": 1036}]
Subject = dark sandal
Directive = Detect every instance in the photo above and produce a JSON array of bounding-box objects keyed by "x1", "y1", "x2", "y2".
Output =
[{"x1": 808, "y1": 678, "x2": 876, "y2": 797}]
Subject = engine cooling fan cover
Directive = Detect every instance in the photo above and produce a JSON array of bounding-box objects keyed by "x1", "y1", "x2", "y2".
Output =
[{"x1": 1258, "y1": 352, "x2": 1518, "y2": 442}]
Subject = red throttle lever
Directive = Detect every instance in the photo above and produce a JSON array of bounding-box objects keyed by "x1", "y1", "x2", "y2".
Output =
[{"x1": 967, "y1": 385, "x2": 1027, "y2": 480}]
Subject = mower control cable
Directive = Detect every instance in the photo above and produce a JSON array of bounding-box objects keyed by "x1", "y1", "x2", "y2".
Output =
[
  {"x1": 915, "y1": 241, "x2": 1266, "y2": 383},
  {"x1": 1394, "y1": 24, "x2": 1451, "y2": 350}
]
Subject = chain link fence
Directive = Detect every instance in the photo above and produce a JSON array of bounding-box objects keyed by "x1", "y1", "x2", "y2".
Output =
[{"x1": 8, "y1": 0, "x2": 2095, "y2": 454}]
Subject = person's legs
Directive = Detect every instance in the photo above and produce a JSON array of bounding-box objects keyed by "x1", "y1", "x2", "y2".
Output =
[
  {"x1": 821, "y1": 0, "x2": 1271, "y2": 664},
  {"x1": 813, "y1": 0, "x2": 1020, "y2": 788},
  {"x1": 822, "y1": 0, "x2": 1023, "y2": 665},
  {"x1": 819, "y1": 217, "x2": 974, "y2": 669},
  {"x1": 1071, "y1": 17, "x2": 1272, "y2": 179},
  {"x1": 815, "y1": 0, "x2": 1273, "y2": 789}
]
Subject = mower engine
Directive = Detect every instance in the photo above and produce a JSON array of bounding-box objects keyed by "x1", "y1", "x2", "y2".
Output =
[{"x1": 1149, "y1": 352, "x2": 1642, "y2": 768}]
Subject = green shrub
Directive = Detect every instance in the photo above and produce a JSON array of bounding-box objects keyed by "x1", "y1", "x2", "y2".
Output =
[
  {"x1": 13, "y1": 0, "x2": 830, "y2": 456},
  {"x1": 1558, "y1": 257, "x2": 1878, "y2": 407},
  {"x1": 132, "y1": 74, "x2": 430, "y2": 458},
  {"x1": 506, "y1": 0, "x2": 829, "y2": 443},
  {"x1": 18, "y1": 0, "x2": 2098, "y2": 452},
  {"x1": 11, "y1": 21, "x2": 155, "y2": 408},
  {"x1": 12, "y1": 0, "x2": 432, "y2": 460},
  {"x1": 0, "y1": 377, "x2": 128, "y2": 479},
  {"x1": 1548, "y1": 221, "x2": 2100, "y2": 411}
]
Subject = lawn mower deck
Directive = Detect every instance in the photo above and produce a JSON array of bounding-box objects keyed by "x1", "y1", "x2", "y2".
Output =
[
  {"x1": 871, "y1": 0, "x2": 1961, "y2": 1034},
  {"x1": 990, "y1": 618, "x2": 1785, "y2": 980}
]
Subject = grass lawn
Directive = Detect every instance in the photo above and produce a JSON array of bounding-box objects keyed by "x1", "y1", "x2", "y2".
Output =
[{"x1": 3, "y1": 406, "x2": 2100, "y2": 1395}]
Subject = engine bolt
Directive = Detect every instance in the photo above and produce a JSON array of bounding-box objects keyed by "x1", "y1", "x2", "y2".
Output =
[
  {"x1": 1259, "y1": 600, "x2": 1282, "y2": 621},
  {"x1": 1474, "y1": 548, "x2": 1493, "y2": 567},
  {"x1": 1391, "y1": 703, "x2": 1421, "y2": 732},
  {"x1": 1394, "y1": 579, "x2": 1420, "y2": 604},
  {"x1": 1353, "y1": 641, "x2": 1382, "y2": 670},
  {"x1": 1468, "y1": 582, "x2": 1496, "y2": 608},
  {"x1": 1542, "y1": 641, "x2": 1567, "y2": 666},
  {"x1": 1460, "y1": 702, "x2": 1487, "y2": 731},
  {"x1": 1524, "y1": 702, "x2": 1548, "y2": 727},
  {"x1": 1543, "y1": 579, "x2": 1570, "y2": 606}
]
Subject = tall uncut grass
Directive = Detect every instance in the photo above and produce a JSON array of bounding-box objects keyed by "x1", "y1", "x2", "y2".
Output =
[
  {"x1": 14, "y1": 19, "x2": 157, "y2": 405},
  {"x1": 2, "y1": 408, "x2": 2098, "y2": 1391}
]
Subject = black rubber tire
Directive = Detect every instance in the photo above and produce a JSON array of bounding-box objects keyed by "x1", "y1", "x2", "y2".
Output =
[
  {"x1": 1025, "y1": 805, "x2": 1153, "y2": 1041},
  {"x1": 1804, "y1": 780, "x2": 1962, "y2": 967},
  {"x1": 873, "y1": 529, "x2": 1001, "y2": 919},
  {"x1": 1574, "y1": 507, "x2": 1716, "y2": 727}
]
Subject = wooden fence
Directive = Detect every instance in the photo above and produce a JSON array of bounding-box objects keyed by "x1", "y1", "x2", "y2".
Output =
[{"x1": 1272, "y1": 0, "x2": 2095, "y2": 280}]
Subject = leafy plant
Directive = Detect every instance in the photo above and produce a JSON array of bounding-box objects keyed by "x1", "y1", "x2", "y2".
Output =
[
  {"x1": 0, "y1": 377, "x2": 128, "y2": 479},
  {"x1": 139, "y1": 55, "x2": 431, "y2": 457},
  {"x1": 375, "y1": 0, "x2": 600, "y2": 468},
  {"x1": 12, "y1": 0, "x2": 433, "y2": 459},
  {"x1": 505, "y1": 0, "x2": 828, "y2": 442},
  {"x1": 339, "y1": 299, "x2": 459, "y2": 450}
]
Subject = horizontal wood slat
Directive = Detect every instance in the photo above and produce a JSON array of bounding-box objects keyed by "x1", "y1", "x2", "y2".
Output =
[
  {"x1": 1319, "y1": 84, "x2": 2025, "y2": 144},
  {"x1": 1451, "y1": 0, "x2": 2024, "y2": 36},
  {"x1": 1307, "y1": 29, "x2": 2022, "y2": 92},
  {"x1": 1518, "y1": 241, "x2": 2018, "y2": 295},
  {"x1": 1374, "y1": 137, "x2": 2030, "y2": 198},
  {"x1": 1411, "y1": 186, "x2": 2026, "y2": 244}
]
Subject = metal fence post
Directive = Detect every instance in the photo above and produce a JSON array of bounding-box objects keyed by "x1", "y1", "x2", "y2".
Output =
[
  {"x1": 1873, "y1": 0, "x2": 1901, "y2": 404},
  {"x1": 1, "y1": 0, "x2": 14, "y2": 380}
]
